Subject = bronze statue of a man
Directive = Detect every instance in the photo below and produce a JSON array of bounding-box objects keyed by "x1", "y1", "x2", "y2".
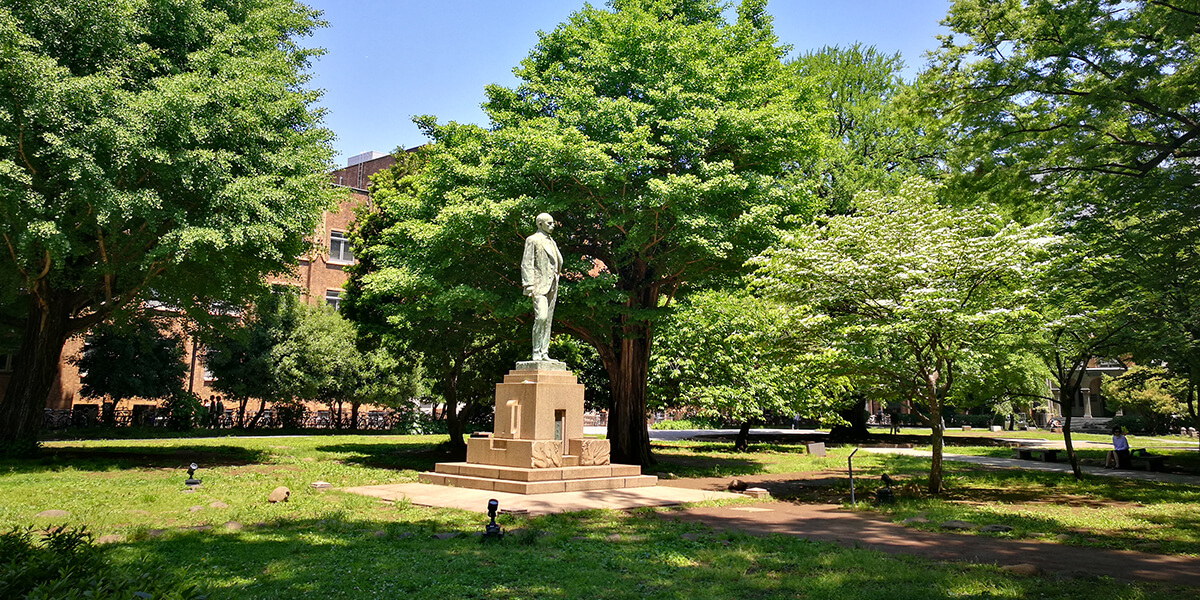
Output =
[{"x1": 521, "y1": 213, "x2": 562, "y2": 361}]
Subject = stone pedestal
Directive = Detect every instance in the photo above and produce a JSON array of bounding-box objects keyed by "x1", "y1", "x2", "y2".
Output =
[{"x1": 420, "y1": 362, "x2": 655, "y2": 494}]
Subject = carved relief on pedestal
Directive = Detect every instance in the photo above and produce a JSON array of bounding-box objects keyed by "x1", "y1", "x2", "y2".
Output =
[
  {"x1": 531, "y1": 441, "x2": 563, "y2": 468},
  {"x1": 576, "y1": 439, "x2": 611, "y2": 466}
]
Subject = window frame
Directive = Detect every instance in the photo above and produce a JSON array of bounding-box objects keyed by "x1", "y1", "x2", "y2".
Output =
[
  {"x1": 328, "y1": 230, "x2": 354, "y2": 264},
  {"x1": 325, "y1": 289, "x2": 343, "y2": 311}
]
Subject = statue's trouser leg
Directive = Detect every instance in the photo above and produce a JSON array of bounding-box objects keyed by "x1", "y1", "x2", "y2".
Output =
[
  {"x1": 531, "y1": 284, "x2": 557, "y2": 360},
  {"x1": 532, "y1": 294, "x2": 551, "y2": 360}
]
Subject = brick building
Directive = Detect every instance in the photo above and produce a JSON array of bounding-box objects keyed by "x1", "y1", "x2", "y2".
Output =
[{"x1": 0, "y1": 151, "x2": 398, "y2": 419}]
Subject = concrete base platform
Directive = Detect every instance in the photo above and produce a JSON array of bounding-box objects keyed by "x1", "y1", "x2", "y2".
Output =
[
  {"x1": 341, "y1": 482, "x2": 741, "y2": 515},
  {"x1": 420, "y1": 461, "x2": 655, "y2": 494},
  {"x1": 420, "y1": 472, "x2": 657, "y2": 494}
]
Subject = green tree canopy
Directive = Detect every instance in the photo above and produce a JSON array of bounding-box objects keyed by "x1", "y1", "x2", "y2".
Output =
[
  {"x1": 348, "y1": 0, "x2": 823, "y2": 464},
  {"x1": 272, "y1": 303, "x2": 364, "y2": 427},
  {"x1": 0, "y1": 0, "x2": 337, "y2": 445},
  {"x1": 649, "y1": 289, "x2": 849, "y2": 449},
  {"x1": 923, "y1": 0, "x2": 1200, "y2": 446},
  {"x1": 752, "y1": 179, "x2": 1046, "y2": 493},
  {"x1": 790, "y1": 44, "x2": 941, "y2": 213},
  {"x1": 1101, "y1": 364, "x2": 1188, "y2": 434},
  {"x1": 75, "y1": 317, "x2": 187, "y2": 405},
  {"x1": 201, "y1": 287, "x2": 301, "y2": 428}
]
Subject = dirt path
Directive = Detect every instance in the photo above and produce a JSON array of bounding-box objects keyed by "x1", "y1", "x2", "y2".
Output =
[{"x1": 655, "y1": 498, "x2": 1200, "y2": 586}]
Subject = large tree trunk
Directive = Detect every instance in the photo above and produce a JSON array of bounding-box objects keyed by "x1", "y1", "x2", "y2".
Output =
[
  {"x1": 928, "y1": 398, "x2": 944, "y2": 495},
  {"x1": 1188, "y1": 376, "x2": 1199, "y2": 452},
  {"x1": 245, "y1": 397, "x2": 267, "y2": 429},
  {"x1": 734, "y1": 420, "x2": 752, "y2": 452},
  {"x1": 603, "y1": 326, "x2": 654, "y2": 466},
  {"x1": 829, "y1": 394, "x2": 870, "y2": 441},
  {"x1": 0, "y1": 295, "x2": 74, "y2": 448},
  {"x1": 236, "y1": 397, "x2": 249, "y2": 428},
  {"x1": 1055, "y1": 359, "x2": 1086, "y2": 480}
]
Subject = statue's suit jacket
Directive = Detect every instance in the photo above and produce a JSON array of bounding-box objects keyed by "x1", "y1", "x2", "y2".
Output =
[{"x1": 521, "y1": 231, "x2": 562, "y2": 296}]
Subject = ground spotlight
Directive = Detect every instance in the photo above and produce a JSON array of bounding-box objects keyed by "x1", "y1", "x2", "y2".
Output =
[{"x1": 484, "y1": 499, "x2": 502, "y2": 539}]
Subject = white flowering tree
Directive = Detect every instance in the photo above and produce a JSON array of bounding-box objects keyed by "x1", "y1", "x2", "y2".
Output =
[{"x1": 752, "y1": 179, "x2": 1046, "y2": 493}]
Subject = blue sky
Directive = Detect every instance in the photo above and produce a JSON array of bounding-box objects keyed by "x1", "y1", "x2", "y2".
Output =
[{"x1": 303, "y1": 1, "x2": 953, "y2": 165}]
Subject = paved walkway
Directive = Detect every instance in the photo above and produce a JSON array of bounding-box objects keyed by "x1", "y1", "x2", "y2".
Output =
[
  {"x1": 862, "y1": 447, "x2": 1200, "y2": 486},
  {"x1": 341, "y1": 482, "x2": 740, "y2": 515},
  {"x1": 659, "y1": 501, "x2": 1200, "y2": 586}
]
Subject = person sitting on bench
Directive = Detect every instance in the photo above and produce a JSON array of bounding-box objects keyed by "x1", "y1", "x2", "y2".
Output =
[{"x1": 1107, "y1": 426, "x2": 1132, "y2": 469}]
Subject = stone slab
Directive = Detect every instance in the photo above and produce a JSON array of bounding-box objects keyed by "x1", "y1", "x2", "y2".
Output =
[
  {"x1": 515, "y1": 360, "x2": 568, "y2": 371},
  {"x1": 342, "y1": 482, "x2": 740, "y2": 515},
  {"x1": 421, "y1": 471, "x2": 656, "y2": 494},
  {"x1": 433, "y1": 462, "x2": 629, "y2": 482}
]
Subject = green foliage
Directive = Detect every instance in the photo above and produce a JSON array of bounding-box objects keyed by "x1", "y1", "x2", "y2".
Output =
[
  {"x1": 650, "y1": 417, "x2": 723, "y2": 430},
  {"x1": 924, "y1": 0, "x2": 1200, "y2": 442},
  {"x1": 1109, "y1": 414, "x2": 1150, "y2": 435},
  {"x1": 650, "y1": 289, "x2": 848, "y2": 426},
  {"x1": 205, "y1": 286, "x2": 421, "y2": 427},
  {"x1": 273, "y1": 303, "x2": 363, "y2": 408},
  {"x1": 201, "y1": 287, "x2": 302, "y2": 422},
  {"x1": 349, "y1": 0, "x2": 824, "y2": 463},
  {"x1": 0, "y1": 526, "x2": 207, "y2": 600},
  {"x1": 948, "y1": 347, "x2": 1050, "y2": 416},
  {"x1": 1102, "y1": 365, "x2": 1187, "y2": 434},
  {"x1": 790, "y1": 44, "x2": 941, "y2": 213},
  {"x1": 0, "y1": 0, "x2": 337, "y2": 441},
  {"x1": 926, "y1": 0, "x2": 1200, "y2": 191},
  {"x1": 75, "y1": 318, "x2": 188, "y2": 403},
  {"x1": 162, "y1": 389, "x2": 204, "y2": 431},
  {"x1": 752, "y1": 179, "x2": 1047, "y2": 491}
]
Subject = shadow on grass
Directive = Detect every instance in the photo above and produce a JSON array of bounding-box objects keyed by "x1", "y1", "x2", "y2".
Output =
[
  {"x1": 846, "y1": 454, "x2": 1200, "y2": 556},
  {"x1": 879, "y1": 480, "x2": 1200, "y2": 557},
  {"x1": 315, "y1": 441, "x2": 462, "y2": 472},
  {"x1": 0, "y1": 444, "x2": 270, "y2": 474},
  {"x1": 40, "y1": 426, "x2": 418, "y2": 442},
  {"x1": 647, "y1": 443, "x2": 771, "y2": 478},
  {"x1": 108, "y1": 509, "x2": 1192, "y2": 600}
]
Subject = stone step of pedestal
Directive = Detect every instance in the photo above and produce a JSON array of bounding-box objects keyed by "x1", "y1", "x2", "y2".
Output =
[
  {"x1": 419, "y1": 471, "x2": 657, "y2": 495},
  {"x1": 434, "y1": 462, "x2": 642, "y2": 482}
]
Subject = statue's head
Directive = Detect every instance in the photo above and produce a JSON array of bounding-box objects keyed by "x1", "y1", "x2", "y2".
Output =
[{"x1": 536, "y1": 213, "x2": 555, "y2": 234}]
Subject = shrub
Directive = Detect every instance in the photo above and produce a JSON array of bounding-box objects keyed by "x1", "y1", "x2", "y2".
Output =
[
  {"x1": 0, "y1": 525, "x2": 210, "y2": 600},
  {"x1": 274, "y1": 402, "x2": 307, "y2": 429},
  {"x1": 1111, "y1": 414, "x2": 1149, "y2": 434},
  {"x1": 947, "y1": 414, "x2": 998, "y2": 428},
  {"x1": 163, "y1": 390, "x2": 203, "y2": 431},
  {"x1": 651, "y1": 417, "x2": 723, "y2": 430}
]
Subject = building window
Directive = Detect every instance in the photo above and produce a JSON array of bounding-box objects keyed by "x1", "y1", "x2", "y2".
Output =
[
  {"x1": 202, "y1": 351, "x2": 216, "y2": 382},
  {"x1": 0, "y1": 352, "x2": 13, "y2": 372},
  {"x1": 329, "y1": 231, "x2": 354, "y2": 263},
  {"x1": 325, "y1": 289, "x2": 342, "y2": 311}
]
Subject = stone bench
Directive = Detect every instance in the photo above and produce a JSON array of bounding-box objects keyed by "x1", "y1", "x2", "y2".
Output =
[
  {"x1": 1130, "y1": 455, "x2": 1168, "y2": 472},
  {"x1": 1012, "y1": 448, "x2": 1060, "y2": 462}
]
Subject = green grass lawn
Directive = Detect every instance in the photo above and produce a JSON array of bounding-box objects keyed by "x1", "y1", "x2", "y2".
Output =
[
  {"x1": 2, "y1": 435, "x2": 1198, "y2": 598},
  {"x1": 868, "y1": 426, "x2": 1200, "y2": 447},
  {"x1": 649, "y1": 440, "x2": 1200, "y2": 557}
]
